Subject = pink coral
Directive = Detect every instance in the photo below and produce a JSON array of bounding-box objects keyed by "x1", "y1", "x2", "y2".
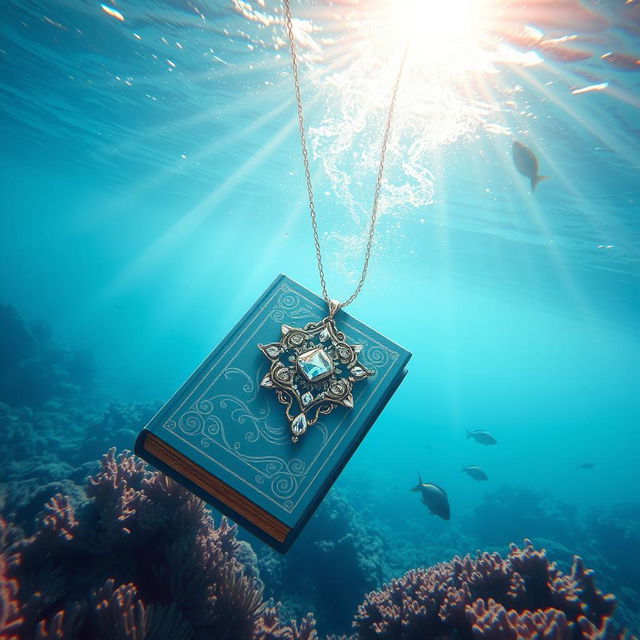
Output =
[
  {"x1": 38, "y1": 495, "x2": 78, "y2": 543},
  {"x1": 0, "y1": 519, "x2": 22, "y2": 640},
  {"x1": 3, "y1": 449, "x2": 296, "y2": 640},
  {"x1": 467, "y1": 598, "x2": 571, "y2": 639},
  {"x1": 85, "y1": 448, "x2": 151, "y2": 542},
  {"x1": 33, "y1": 603, "x2": 84, "y2": 640},
  {"x1": 353, "y1": 539, "x2": 634, "y2": 640},
  {"x1": 254, "y1": 607, "x2": 320, "y2": 640},
  {"x1": 91, "y1": 579, "x2": 147, "y2": 640}
]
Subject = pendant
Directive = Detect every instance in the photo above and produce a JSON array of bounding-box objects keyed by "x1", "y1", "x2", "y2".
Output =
[{"x1": 258, "y1": 302, "x2": 374, "y2": 442}]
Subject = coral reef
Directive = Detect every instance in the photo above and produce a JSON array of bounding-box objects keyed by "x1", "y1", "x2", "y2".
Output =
[
  {"x1": 0, "y1": 399, "x2": 160, "y2": 485},
  {"x1": 0, "y1": 304, "x2": 160, "y2": 491},
  {"x1": 585, "y1": 503, "x2": 640, "y2": 634},
  {"x1": 2, "y1": 453, "x2": 637, "y2": 639},
  {"x1": 0, "y1": 519, "x2": 22, "y2": 640},
  {"x1": 353, "y1": 539, "x2": 633, "y2": 640},
  {"x1": 252, "y1": 477, "x2": 481, "y2": 636},
  {"x1": 254, "y1": 606, "x2": 319, "y2": 640},
  {"x1": 471, "y1": 485, "x2": 640, "y2": 633},
  {"x1": 0, "y1": 449, "x2": 311, "y2": 640},
  {"x1": 254, "y1": 489, "x2": 386, "y2": 635},
  {"x1": 0, "y1": 304, "x2": 95, "y2": 408}
]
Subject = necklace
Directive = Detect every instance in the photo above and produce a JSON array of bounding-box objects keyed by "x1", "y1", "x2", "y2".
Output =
[{"x1": 258, "y1": 0, "x2": 407, "y2": 442}]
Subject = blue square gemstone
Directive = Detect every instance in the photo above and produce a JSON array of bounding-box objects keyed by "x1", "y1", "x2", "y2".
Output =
[{"x1": 297, "y1": 347, "x2": 334, "y2": 382}]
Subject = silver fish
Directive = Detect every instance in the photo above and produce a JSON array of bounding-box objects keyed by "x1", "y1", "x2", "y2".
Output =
[
  {"x1": 466, "y1": 429, "x2": 498, "y2": 445},
  {"x1": 462, "y1": 464, "x2": 488, "y2": 481},
  {"x1": 578, "y1": 462, "x2": 595, "y2": 469},
  {"x1": 411, "y1": 474, "x2": 450, "y2": 520},
  {"x1": 512, "y1": 140, "x2": 549, "y2": 191}
]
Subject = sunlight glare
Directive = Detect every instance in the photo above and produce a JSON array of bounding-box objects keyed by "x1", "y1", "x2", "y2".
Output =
[{"x1": 389, "y1": 0, "x2": 481, "y2": 61}]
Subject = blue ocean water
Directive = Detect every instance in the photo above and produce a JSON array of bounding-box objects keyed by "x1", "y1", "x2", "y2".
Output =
[{"x1": 1, "y1": 0, "x2": 639, "y2": 636}]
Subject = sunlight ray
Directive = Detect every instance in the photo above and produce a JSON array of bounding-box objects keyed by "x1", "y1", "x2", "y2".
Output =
[
  {"x1": 96, "y1": 114, "x2": 301, "y2": 304},
  {"x1": 511, "y1": 64, "x2": 638, "y2": 169},
  {"x1": 108, "y1": 94, "x2": 298, "y2": 204},
  {"x1": 232, "y1": 196, "x2": 310, "y2": 304},
  {"x1": 95, "y1": 60, "x2": 294, "y2": 158}
]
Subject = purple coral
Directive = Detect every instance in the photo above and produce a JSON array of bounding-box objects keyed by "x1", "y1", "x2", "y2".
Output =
[
  {"x1": 1, "y1": 519, "x2": 22, "y2": 640},
  {"x1": 1, "y1": 449, "x2": 298, "y2": 640},
  {"x1": 91, "y1": 579, "x2": 147, "y2": 640},
  {"x1": 254, "y1": 606, "x2": 320, "y2": 640},
  {"x1": 353, "y1": 539, "x2": 634, "y2": 640},
  {"x1": 466, "y1": 599, "x2": 572, "y2": 639}
]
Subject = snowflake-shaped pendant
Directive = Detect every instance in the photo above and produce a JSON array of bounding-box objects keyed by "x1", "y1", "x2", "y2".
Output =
[{"x1": 258, "y1": 314, "x2": 373, "y2": 442}]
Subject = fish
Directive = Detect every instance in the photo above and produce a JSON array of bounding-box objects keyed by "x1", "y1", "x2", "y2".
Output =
[
  {"x1": 466, "y1": 429, "x2": 498, "y2": 445},
  {"x1": 578, "y1": 462, "x2": 596, "y2": 469},
  {"x1": 512, "y1": 141, "x2": 549, "y2": 191},
  {"x1": 462, "y1": 464, "x2": 489, "y2": 481},
  {"x1": 411, "y1": 474, "x2": 450, "y2": 520}
]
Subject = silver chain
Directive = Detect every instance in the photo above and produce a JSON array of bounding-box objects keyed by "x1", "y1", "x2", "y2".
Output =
[{"x1": 283, "y1": 0, "x2": 407, "y2": 311}]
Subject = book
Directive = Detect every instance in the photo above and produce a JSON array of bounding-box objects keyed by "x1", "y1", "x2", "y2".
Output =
[{"x1": 135, "y1": 274, "x2": 411, "y2": 552}]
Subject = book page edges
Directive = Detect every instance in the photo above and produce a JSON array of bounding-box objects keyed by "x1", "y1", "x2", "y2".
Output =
[{"x1": 136, "y1": 430, "x2": 291, "y2": 545}]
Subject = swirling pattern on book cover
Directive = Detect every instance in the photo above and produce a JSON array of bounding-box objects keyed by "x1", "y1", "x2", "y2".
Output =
[{"x1": 162, "y1": 280, "x2": 400, "y2": 514}]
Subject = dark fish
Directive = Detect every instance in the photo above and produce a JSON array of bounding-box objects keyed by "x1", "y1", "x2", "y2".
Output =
[
  {"x1": 512, "y1": 141, "x2": 549, "y2": 191},
  {"x1": 411, "y1": 474, "x2": 450, "y2": 520},
  {"x1": 578, "y1": 462, "x2": 596, "y2": 469},
  {"x1": 466, "y1": 429, "x2": 498, "y2": 446},
  {"x1": 462, "y1": 464, "x2": 488, "y2": 481}
]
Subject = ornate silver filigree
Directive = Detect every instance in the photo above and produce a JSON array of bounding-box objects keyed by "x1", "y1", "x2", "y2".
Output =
[{"x1": 258, "y1": 315, "x2": 374, "y2": 442}]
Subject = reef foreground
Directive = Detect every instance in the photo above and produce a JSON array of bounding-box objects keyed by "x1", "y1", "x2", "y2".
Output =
[
  {"x1": 1, "y1": 449, "x2": 636, "y2": 640},
  {"x1": 0, "y1": 449, "x2": 320, "y2": 640}
]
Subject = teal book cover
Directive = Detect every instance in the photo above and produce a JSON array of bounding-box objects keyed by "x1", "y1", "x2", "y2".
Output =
[{"x1": 135, "y1": 274, "x2": 411, "y2": 552}]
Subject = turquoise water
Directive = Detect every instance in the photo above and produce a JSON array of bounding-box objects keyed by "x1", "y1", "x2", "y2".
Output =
[{"x1": 1, "y1": 0, "x2": 639, "y2": 635}]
